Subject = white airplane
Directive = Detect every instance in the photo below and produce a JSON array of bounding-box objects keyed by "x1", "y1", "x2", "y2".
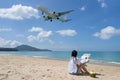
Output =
[{"x1": 37, "y1": 6, "x2": 74, "y2": 22}]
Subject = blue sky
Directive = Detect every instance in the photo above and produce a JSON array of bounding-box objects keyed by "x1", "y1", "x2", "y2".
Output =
[{"x1": 0, "y1": 0, "x2": 120, "y2": 51}]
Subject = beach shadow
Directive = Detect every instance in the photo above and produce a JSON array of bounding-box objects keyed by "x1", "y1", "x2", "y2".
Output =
[
  {"x1": 72, "y1": 73, "x2": 90, "y2": 76},
  {"x1": 96, "y1": 73, "x2": 105, "y2": 76},
  {"x1": 69, "y1": 73, "x2": 104, "y2": 78},
  {"x1": 96, "y1": 73, "x2": 102, "y2": 75},
  {"x1": 90, "y1": 73, "x2": 104, "y2": 78}
]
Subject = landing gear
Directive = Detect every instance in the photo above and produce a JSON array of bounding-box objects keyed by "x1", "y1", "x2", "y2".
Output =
[
  {"x1": 50, "y1": 19, "x2": 52, "y2": 22},
  {"x1": 53, "y1": 12, "x2": 55, "y2": 14}
]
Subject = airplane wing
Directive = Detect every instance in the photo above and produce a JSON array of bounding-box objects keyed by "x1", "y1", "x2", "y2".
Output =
[
  {"x1": 58, "y1": 10, "x2": 74, "y2": 16},
  {"x1": 37, "y1": 6, "x2": 53, "y2": 15},
  {"x1": 38, "y1": 6, "x2": 74, "y2": 16},
  {"x1": 58, "y1": 17, "x2": 71, "y2": 22},
  {"x1": 37, "y1": 6, "x2": 73, "y2": 22}
]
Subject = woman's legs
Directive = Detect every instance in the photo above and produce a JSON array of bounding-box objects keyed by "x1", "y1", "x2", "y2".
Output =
[{"x1": 79, "y1": 64, "x2": 89, "y2": 75}]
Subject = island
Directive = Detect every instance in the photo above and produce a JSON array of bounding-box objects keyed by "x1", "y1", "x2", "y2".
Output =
[{"x1": 0, "y1": 45, "x2": 51, "y2": 51}]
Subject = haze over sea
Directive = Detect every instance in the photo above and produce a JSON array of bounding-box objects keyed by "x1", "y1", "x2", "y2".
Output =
[{"x1": 0, "y1": 51, "x2": 120, "y2": 64}]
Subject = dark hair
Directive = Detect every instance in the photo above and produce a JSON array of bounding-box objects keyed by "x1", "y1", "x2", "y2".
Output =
[{"x1": 71, "y1": 50, "x2": 78, "y2": 57}]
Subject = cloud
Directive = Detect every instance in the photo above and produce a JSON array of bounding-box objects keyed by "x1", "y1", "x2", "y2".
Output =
[
  {"x1": 0, "y1": 4, "x2": 40, "y2": 20},
  {"x1": 93, "y1": 26, "x2": 120, "y2": 40},
  {"x1": 28, "y1": 27, "x2": 43, "y2": 32},
  {"x1": 98, "y1": 0, "x2": 107, "y2": 8},
  {"x1": 0, "y1": 28, "x2": 12, "y2": 32},
  {"x1": 101, "y1": 2, "x2": 107, "y2": 8},
  {"x1": 80, "y1": 6, "x2": 86, "y2": 11},
  {"x1": 56, "y1": 29, "x2": 77, "y2": 36},
  {"x1": 0, "y1": 37, "x2": 22, "y2": 47},
  {"x1": 28, "y1": 27, "x2": 52, "y2": 42},
  {"x1": 27, "y1": 35, "x2": 36, "y2": 42}
]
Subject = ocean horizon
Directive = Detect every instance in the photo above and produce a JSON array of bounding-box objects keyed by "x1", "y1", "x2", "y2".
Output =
[{"x1": 0, "y1": 51, "x2": 120, "y2": 65}]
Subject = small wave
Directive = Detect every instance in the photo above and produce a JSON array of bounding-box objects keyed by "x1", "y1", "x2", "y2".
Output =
[
  {"x1": 108, "y1": 61, "x2": 120, "y2": 64},
  {"x1": 32, "y1": 56, "x2": 50, "y2": 59},
  {"x1": 90, "y1": 59, "x2": 120, "y2": 65}
]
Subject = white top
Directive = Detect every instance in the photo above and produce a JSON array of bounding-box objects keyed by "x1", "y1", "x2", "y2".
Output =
[{"x1": 68, "y1": 57, "x2": 80, "y2": 74}]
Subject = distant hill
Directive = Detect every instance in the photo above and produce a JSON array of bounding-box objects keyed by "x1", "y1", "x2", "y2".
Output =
[
  {"x1": 0, "y1": 45, "x2": 51, "y2": 51},
  {"x1": 15, "y1": 45, "x2": 51, "y2": 51},
  {"x1": 0, "y1": 48, "x2": 18, "y2": 51}
]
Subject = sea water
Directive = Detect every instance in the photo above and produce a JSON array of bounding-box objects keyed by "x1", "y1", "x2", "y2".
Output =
[{"x1": 0, "y1": 51, "x2": 120, "y2": 64}]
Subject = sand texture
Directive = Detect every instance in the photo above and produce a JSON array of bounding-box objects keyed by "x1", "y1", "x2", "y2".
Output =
[{"x1": 0, "y1": 54, "x2": 120, "y2": 80}]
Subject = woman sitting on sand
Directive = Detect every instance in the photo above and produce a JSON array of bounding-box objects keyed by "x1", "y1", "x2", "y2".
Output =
[{"x1": 68, "y1": 50, "x2": 89, "y2": 75}]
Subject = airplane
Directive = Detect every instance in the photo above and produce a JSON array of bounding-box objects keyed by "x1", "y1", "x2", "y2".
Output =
[{"x1": 37, "y1": 6, "x2": 74, "y2": 22}]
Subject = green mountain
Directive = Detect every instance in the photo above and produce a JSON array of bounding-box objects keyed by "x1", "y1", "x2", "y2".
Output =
[
  {"x1": 0, "y1": 45, "x2": 51, "y2": 51},
  {"x1": 0, "y1": 48, "x2": 18, "y2": 51},
  {"x1": 15, "y1": 45, "x2": 51, "y2": 51}
]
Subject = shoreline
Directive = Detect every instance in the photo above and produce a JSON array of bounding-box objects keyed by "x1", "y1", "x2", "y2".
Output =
[
  {"x1": 0, "y1": 54, "x2": 120, "y2": 80},
  {"x1": 0, "y1": 53, "x2": 120, "y2": 67},
  {"x1": 89, "y1": 61, "x2": 120, "y2": 67}
]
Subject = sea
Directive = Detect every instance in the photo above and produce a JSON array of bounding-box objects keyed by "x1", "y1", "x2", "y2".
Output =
[{"x1": 0, "y1": 51, "x2": 120, "y2": 65}]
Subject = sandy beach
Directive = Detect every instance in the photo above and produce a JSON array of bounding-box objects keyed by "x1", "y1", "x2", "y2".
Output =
[{"x1": 0, "y1": 54, "x2": 120, "y2": 80}]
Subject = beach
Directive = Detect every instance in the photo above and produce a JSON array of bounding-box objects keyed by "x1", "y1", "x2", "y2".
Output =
[{"x1": 0, "y1": 54, "x2": 120, "y2": 80}]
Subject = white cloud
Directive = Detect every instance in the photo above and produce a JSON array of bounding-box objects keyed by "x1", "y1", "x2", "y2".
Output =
[
  {"x1": 56, "y1": 29, "x2": 77, "y2": 36},
  {"x1": 28, "y1": 27, "x2": 43, "y2": 32},
  {"x1": 27, "y1": 35, "x2": 36, "y2": 42},
  {"x1": 101, "y1": 2, "x2": 107, "y2": 8},
  {"x1": 0, "y1": 4, "x2": 40, "y2": 20},
  {"x1": 0, "y1": 37, "x2": 22, "y2": 47},
  {"x1": 0, "y1": 28, "x2": 12, "y2": 32},
  {"x1": 28, "y1": 27, "x2": 52, "y2": 42},
  {"x1": 10, "y1": 40, "x2": 22, "y2": 47},
  {"x1": 93, "y1": 26, "x2": 120, "y2": 40},
  {"x1": 98, "y1": 0, "x2": 107, "y2": 8},
  {"x1": 80, "y1": 6, "x2": 86, "y2": 11}
]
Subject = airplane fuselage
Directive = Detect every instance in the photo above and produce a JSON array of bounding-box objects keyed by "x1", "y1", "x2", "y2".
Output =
[{"x1": 38, "y1": 6, "x2": 73, "y2": 22}]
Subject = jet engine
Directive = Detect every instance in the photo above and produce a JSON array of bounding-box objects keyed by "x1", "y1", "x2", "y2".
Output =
[{"x1": 43, "y1": 16, "x2": 52, "y2": 21}]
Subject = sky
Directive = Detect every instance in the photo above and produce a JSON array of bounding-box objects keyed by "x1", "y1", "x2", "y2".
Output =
[{"x1": 0, "y1": 0, "x2": 120, "y2": 51}]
